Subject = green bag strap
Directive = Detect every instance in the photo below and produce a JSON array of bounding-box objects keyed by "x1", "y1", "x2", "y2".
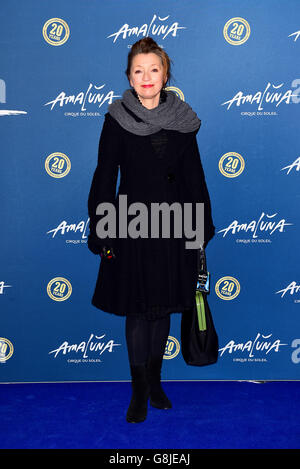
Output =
[{"x1": 196, "y1": 290, "x2": 207, "y2": 331}]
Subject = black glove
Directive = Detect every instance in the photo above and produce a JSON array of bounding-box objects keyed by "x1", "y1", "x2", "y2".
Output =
[
  {"x1": 87, "y1": 232, "x2": 116, "y2": 258},
  {"x1": 99, "y1": 245, "x2": 116, "y2": 260}
]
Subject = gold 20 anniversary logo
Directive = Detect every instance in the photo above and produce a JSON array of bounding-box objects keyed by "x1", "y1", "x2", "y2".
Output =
[
  {"x1": 42, "y1": 18, "x2": 70, "y2": 46},
  {"x1": 219, "y1": 152, "x2": 245, "y2": 178},
  {"x1": 0, "y1": 338, "x2": 14, "y2": 362},
  {"x1": 45, "y1": 152, "x2": 71, "y2": 178},
  {"x1": 47, "y1": 277, "x2": 72, "y2": 301},
  {"x1": 164, "y1": 336, "x2": 180, "y2": 359},
  {"x1": 215, "y1": 276, "x2": 241, "y2": 300},
  {"x1": 223, "y1": 18, "x2": 251, "y2": 45},
  {"x1": 165, "y1": 86, "x2": 185, "y2": 101}
]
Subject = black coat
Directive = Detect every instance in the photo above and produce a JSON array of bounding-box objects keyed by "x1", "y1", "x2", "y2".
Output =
[{"x1": 87, "y1": 112, "x2": 215, "y2": 319}]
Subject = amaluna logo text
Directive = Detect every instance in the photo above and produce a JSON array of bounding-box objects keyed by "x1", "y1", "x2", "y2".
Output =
[{"x1": 107, "y1": 14, "x2": 186, "y2": 42}]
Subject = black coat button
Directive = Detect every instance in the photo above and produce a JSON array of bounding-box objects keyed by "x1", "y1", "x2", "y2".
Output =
[{"x1": 166, "y1": 172, "x2": 175, "y2": 182}]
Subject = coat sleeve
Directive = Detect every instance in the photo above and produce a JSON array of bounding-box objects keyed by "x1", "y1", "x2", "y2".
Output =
[
  {"x1": 182, "y1": 130, "x2": 215, "y2": 248},
  {"x1": 87, "y1": 113, "x2": 120, "y2": 255}
]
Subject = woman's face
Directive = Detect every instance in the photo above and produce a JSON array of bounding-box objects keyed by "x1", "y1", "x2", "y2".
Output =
[{"x1": 129, "y1": 52, "x2": 167, "y2": 107}]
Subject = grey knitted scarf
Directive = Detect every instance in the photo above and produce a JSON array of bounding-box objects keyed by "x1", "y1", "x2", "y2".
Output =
[{"x1": 108, "y1": 88, "x2": 201, "y2": 136}]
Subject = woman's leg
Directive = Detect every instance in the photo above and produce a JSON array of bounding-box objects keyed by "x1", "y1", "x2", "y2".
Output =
[
  {"x1": 124, "y1": 314, "x2": 172, "y2": 421},
  {"x1": 125, "y1": 315, "x2": 151, "y2": 423},
  {"x1": 146, "y1": 315, "x2": 172, "y2": 409},
  {"x1": 125, "y1": 315, "x2": 151, "y2": 365},
  {"x1": 148, "y1": 314, "x2": 171, "y2": 359},
  {"x1": 125, "y1": 314, "x2": 171, "y2": 365}
]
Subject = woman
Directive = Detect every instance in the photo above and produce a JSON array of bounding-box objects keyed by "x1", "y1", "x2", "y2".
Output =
[{"x1": 87, "y1": 37, "x2": 215, "y2": 423}]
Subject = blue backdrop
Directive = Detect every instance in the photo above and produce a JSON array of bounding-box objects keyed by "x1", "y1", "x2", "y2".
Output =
[{"x1": 1, "y1": 0, "x2": 299, "y2": 382}]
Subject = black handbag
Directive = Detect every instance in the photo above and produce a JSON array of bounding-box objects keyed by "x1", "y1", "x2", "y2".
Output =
[{"x1": 181, "y1": 245, "x2": 219, "y2": 366}]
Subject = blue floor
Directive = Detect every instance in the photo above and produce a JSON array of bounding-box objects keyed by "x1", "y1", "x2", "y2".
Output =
[{"x1": 0, "y1": 381, "x2": 299, "y2": 449}]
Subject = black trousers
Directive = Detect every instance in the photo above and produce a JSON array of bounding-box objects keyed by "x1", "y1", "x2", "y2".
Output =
[{"x1": 125, "y1": 314, "x2": 171, "y2": 366}]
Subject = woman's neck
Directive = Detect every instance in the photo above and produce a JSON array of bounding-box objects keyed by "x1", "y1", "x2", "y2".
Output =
[{"x1": 132, "y1": 88, "x2": 164, "y2": 109}]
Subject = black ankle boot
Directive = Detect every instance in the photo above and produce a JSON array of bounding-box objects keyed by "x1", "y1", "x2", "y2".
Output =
[
  {"x1": 146, "y1": 356, "x2": 172, "y2": 409},
  {"x1": 126, "y1": 364, "x2": 150, "y2": 423}
]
